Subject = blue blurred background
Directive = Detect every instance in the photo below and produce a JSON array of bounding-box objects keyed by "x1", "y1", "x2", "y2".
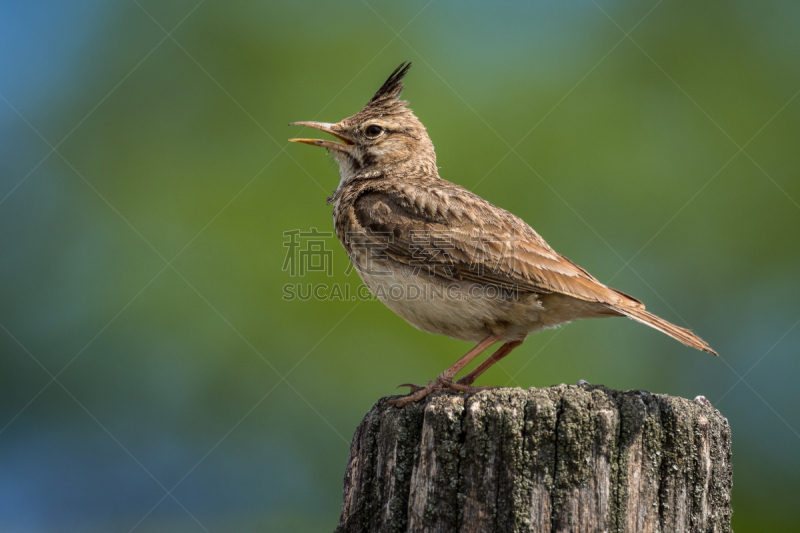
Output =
[{"x1": 1, "y1": 1, "x2": 798, "y2": 531}]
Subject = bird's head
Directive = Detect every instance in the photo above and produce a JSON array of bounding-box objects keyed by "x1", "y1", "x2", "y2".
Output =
[{"x1": 290, "y1": 62, "x2": 436, "y2": 185}]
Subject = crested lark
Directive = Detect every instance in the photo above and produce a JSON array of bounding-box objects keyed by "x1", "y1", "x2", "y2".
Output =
[{"x1": 290, "y1": 62, "x2": 716, "y2": 407}]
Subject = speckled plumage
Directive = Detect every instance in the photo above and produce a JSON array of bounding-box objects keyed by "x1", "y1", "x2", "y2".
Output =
[{"x1": 290, "y1": 63, "x2": 716, "y2": 406}]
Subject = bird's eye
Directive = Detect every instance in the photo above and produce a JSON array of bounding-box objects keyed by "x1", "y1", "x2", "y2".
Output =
[{"x1": 365, "y1": 125, "x2": 383, "y2": 137}]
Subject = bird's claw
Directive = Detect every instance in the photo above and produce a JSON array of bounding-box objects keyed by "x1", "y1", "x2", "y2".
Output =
[
  {"x1": 396, "y1": 382, "x2": 425, "y2": 392},
  {"x1": 388, "y1": 380, "x2": 440, "y2": 407},
  {"x1": 455, "y1": 375, "x2": 497, "y2": 392},
  {"x1": 388, "y1": 377, "x2": 495, "y2": 407}
]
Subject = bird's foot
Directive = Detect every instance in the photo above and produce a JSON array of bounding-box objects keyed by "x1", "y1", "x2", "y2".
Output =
[
  {"x1": 454, "y1": 376, "x2": 496, "y2": 393},
  {"x1": 389, "y1": 376, "x2": 493, "y2": 407},
  {"x1": 396, "y1": 382, "x2": 425, "y2": 393},
  {"x1": 388, "y1": 380, "x2": 441, "y2": 407}
]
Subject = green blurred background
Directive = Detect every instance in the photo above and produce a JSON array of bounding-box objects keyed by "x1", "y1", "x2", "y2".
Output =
[{"x1": 1, "y1": 0, "x2": 798, "y2": 531}]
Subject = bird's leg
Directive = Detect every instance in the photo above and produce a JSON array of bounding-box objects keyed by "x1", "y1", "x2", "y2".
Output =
[
  {"x1": 389, "y1": 332, "x2": 504, "y2": 407},
  {"x1": 438, "y1": 332, "x2": 505, "y2": 383},
  {"x1": 455, "y1": 340, "x2": 524, "y2": 388}
]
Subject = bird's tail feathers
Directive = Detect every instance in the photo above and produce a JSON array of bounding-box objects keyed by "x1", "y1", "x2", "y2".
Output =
[{"x1": 613, "y1": 306, "x2": 718, "y2": 356}]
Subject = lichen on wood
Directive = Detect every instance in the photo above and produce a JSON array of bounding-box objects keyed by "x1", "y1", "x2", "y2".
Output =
[{"x1": 335, "y1": 385, "x2": 732, "y2": 533}]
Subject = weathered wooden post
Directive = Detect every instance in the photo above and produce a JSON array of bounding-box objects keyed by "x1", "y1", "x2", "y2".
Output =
[{"x1": 335, "y1": 385, "x2": 732, "y2": 533}]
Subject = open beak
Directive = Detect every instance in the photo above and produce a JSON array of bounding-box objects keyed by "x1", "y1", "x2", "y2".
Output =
[{"x1": 289, "y1": 121, "x2": 354, "y2": 152}]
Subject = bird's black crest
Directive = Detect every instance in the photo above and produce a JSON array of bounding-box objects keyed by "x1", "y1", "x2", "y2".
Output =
[
  {"x1": 368, "y1": 62, "x2": 411, "y2": 105},
  {"x1": 355, "y1": 62, "x2": 413, "y2": 118}
]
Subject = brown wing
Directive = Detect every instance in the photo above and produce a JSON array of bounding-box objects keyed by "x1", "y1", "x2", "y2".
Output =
[
  {"x1": 350, "y1": 182, "x2": 717, "y2": 355},
  {"x1": 352, "y1": 185, "x2": 644, "y2": 309}
]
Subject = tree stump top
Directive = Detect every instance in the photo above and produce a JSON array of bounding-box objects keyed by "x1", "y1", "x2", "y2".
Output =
[{"x1": 336, "y1": 385, "x2": 732, "y2": 533}]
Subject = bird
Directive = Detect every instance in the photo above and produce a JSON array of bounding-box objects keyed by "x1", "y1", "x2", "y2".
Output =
[{"x1": 289, "y1": 62, "x2": 717, "y2": 407}]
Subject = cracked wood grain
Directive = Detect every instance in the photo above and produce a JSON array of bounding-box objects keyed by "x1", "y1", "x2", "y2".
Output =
[{"x1": 335, "y1": 385, "x2": 732, "y2": 533}]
